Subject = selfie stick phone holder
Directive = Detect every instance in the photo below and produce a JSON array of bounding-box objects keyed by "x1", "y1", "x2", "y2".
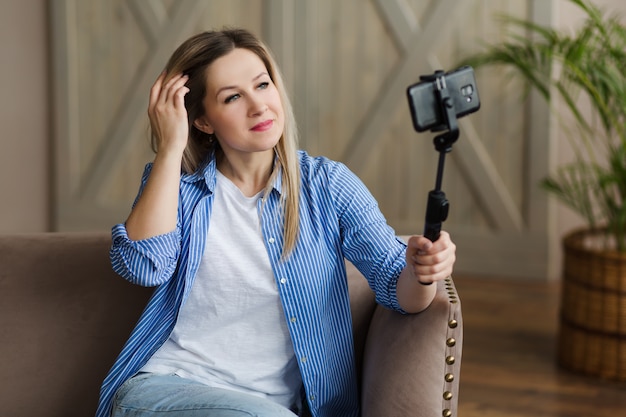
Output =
[{"x1": 421, "y1": 71, "x2": 459, "y2": 244}]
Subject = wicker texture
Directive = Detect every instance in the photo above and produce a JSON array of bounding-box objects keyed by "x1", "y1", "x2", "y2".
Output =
[{"x1": 558, "y1": 229, "x2": 626, "y2": 381}]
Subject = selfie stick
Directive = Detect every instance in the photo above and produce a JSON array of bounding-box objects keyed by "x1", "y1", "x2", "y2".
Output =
[{"x1": 421, "y1": 71, "x2": 459, "y2": 244}]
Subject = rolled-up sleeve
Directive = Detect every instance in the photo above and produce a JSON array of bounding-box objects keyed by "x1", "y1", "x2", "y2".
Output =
[
  {"x1": 108, "y1": 161, "x2": 183, "y2": 286},
  {"x1": 110, "y1": 223, "x2": 181, "y2": 287}
]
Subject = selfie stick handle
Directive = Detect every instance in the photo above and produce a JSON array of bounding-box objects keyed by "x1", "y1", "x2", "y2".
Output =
[{"x1": 422, "y1": 73, "x2": 459, "y2": 244}]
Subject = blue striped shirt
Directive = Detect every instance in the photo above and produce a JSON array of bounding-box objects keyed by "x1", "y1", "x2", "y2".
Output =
[{"x1": 96, "y1": 150, "x2": 408, "y2": 417}]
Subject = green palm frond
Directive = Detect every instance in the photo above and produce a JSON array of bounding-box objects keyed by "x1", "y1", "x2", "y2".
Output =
[{"x1": 541, "y1": 164, "x2": 599, "y2": 229}]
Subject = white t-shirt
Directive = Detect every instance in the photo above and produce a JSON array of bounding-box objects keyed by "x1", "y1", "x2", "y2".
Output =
[{"x1": 141, "y1": 170, "x2": 302, "y2": 409}]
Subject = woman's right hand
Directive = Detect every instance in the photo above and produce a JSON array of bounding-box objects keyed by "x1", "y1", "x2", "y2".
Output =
[
  {"x1": 124, "y1": 72, "x2": 190, "y2": 241},
  {"x1": 148, "y1": 71, "x2": 190, "y2": 156}
]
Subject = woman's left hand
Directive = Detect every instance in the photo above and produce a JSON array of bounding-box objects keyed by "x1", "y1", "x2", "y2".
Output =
[{"x1": 405, "y1": 231, "x2": 456, "y2": 285}]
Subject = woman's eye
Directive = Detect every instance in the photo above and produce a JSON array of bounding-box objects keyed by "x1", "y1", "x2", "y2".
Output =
[
  {"x1": 224, "y1": 94, "x2": 240, "y2": 103},
  {"x1": 257, "y1": 82, "x2": 269, "y2": 90}
]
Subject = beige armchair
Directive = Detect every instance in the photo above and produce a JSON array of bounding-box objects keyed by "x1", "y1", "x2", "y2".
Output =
[{"x1": 0, "y1": 232, "x2": 462, "y2": 417}]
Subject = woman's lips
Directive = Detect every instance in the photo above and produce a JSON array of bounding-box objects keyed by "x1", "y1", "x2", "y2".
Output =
[{"x1": 251, "y1": 119, "x2": 274, "y2": 132}]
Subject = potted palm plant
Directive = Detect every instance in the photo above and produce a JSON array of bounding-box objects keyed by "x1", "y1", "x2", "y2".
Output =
[{"x1": 461, "y1": 0, "x2": 626, "y2": 381}]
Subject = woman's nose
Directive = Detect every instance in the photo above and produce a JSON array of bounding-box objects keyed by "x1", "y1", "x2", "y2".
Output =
[{"x1": 248, "y1": 95, "x2": 268, "y2": 116}]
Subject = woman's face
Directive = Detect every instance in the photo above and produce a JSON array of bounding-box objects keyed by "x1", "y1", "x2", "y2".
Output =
[{"x1": 195, "y1": 48, "x2": 284, "y2": 158}]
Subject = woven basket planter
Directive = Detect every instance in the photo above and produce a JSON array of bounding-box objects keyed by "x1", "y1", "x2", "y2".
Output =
[{"x1": 558, "y1": 228, "x2": 626, "y2": 381}]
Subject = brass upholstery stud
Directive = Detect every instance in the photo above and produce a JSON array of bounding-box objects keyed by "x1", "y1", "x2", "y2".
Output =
[
  {"x1": 448, "y1": 319, "x2": 458, "y2": 328},
  {"x1": 446, "y1": 356, "x2": 455, "y2": 365},
  {"x1": 446, "y1": 337, "x2": 456, "y2": 347},
  {"x1": 445, "y1": 373, "x2": 454, "y2": 382},
  {"x1": 443, "y1": 391, "x2": 453, "y2": 401},
  {"x1": 442, "y1": 409, "x2": 452, "y2": 417}
]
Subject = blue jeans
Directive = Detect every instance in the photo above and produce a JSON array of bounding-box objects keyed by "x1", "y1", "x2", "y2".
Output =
[{"x1": 112, "y1": 373, "x2": 299, "y2": 417}]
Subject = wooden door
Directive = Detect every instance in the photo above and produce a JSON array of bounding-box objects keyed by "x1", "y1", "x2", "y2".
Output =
[{"x1": 51, "y1": 0, "x2": 556, "y2": 279}]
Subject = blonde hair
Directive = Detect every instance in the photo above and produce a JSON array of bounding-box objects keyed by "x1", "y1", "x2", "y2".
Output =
[{"x1": 156, "y1": 28, "x2": 300, "y2": 257}]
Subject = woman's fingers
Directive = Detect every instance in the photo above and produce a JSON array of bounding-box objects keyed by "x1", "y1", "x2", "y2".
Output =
[
  {"x1": 150, "y1": 72, "x2": 188, "y2": 110},
  {"x1": 148, "y1": 71, "x2": 166, "y2": 114},
  {"x1": 161, "y1": 73, "x2": 189, "y2": 104},
  {"x1": 407, "y1": 231, "x2": 456, "y2": 281}
]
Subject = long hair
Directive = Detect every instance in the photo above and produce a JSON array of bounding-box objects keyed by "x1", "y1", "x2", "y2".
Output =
[{"x1": 156, "y1": 28, "x2": 300, "y2": 257}]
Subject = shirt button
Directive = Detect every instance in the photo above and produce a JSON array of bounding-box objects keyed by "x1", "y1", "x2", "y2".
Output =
[
  {"x1": 309, "y1": 394, "x2": 315, "y2": 402},
  {"x1": 268, "y1": 237, "x2": 275, "y2": 244},
  {"x1": 280, "y1": 278, "x2": 287, "y2": 284},
  {"x1": 290, "y1": 317, "x2": 297, "y2": 323},
  {"x1": 301, "y1": 356, "x2": 307, "y2": 363}
]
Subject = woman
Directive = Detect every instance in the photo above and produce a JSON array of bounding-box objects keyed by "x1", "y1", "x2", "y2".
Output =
[{"x1": 97, "y1": 28, "x2": 456, "y2": 417}]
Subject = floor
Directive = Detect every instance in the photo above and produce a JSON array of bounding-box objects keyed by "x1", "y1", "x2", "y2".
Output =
[{"x1": 453, "y1": 275, "x2": 626, "y2": 417}]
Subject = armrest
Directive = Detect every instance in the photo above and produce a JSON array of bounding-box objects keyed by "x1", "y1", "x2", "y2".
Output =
[{"x1": 361, "y1": 277, "x2": 463, "y2": 417}]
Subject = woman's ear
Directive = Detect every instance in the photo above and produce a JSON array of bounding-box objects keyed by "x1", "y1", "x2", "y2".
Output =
[{"x1": 193, "y1": 117, "x2": 214, "y2": 135}]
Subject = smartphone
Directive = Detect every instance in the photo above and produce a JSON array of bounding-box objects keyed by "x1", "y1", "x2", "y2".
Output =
[{"x1": 406, "y1": 66, "x2": 480, "y2": 132}]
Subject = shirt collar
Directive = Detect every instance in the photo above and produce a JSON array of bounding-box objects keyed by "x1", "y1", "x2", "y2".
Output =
[{"x1": 180, "y1": 150, "x2": 283, "y2": 196}]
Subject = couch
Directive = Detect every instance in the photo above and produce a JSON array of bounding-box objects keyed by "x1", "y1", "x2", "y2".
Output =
[{"x1": 0, "y1": 232, "x2": 462, "y2": 417}]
